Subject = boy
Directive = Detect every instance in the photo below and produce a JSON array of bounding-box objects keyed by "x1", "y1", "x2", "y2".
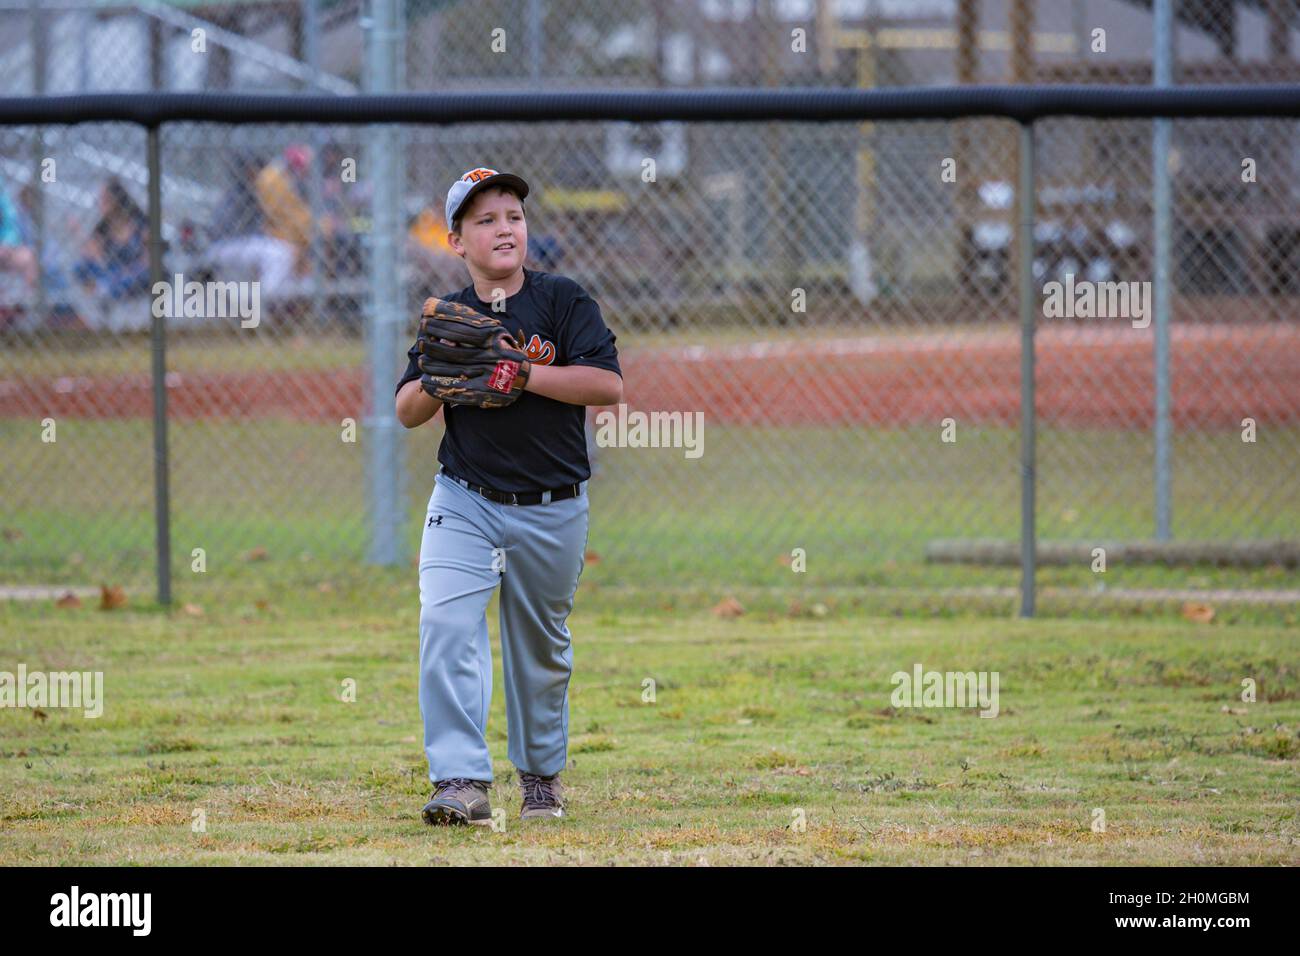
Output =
[{"x1": 395, "y1": 168, "x2": 623, "y2": 825}]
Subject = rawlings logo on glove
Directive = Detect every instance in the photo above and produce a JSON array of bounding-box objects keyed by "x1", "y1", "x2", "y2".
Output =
[
  {"x1": 486, "y1": 360, "x2": 521, "y2": 393},
  {"x1": 415, "y1": 298, "x2": 532, "y2": 409}
]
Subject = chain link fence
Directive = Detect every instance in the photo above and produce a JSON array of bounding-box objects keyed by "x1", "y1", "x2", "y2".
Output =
[
  {"x1": 1, "y1": 1, "x2": 1298, "y2": 615},
  {"x1": 6, "y1": 2, "x2": 1296, "y2": 94}
]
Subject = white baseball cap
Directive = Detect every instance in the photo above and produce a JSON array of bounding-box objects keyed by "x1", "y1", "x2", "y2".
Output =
[{"x1": 445, "y1": 167, "x2": 530, "y2": 233}]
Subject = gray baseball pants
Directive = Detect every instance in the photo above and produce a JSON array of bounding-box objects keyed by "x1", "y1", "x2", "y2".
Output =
[{"x1": 417, "y1": 468, "x2": 589, "y2": 784}]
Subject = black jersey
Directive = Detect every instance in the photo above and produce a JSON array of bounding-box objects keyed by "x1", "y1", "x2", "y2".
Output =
[{"x1": 397, "y1": 268, "x2": 622, "y2": 492}]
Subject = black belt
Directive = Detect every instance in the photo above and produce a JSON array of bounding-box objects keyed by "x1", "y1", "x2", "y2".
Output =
[{"x1": 440, "y1": 467, "x2": 582, "y2": 506}]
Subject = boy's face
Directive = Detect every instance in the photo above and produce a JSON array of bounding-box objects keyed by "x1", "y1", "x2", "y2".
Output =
[{"x1": 449, "y1": 187, "x2": 526, "y2": 277}]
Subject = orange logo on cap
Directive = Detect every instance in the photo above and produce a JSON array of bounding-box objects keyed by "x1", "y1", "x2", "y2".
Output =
[{"x1": 462, "y1": 168, "x2": 499, "y2": 183}]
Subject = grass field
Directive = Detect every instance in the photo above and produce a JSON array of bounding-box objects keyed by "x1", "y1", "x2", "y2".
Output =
[
  {"x1": 1, "y1": 573, "x2": 1296, "y2": 866},
  {"x1": 3, "y1": 416, "x2": 1297, "y2": 626},
  {"x1": 3, "y1": 325, "x2": 1297, "y2": 865}
]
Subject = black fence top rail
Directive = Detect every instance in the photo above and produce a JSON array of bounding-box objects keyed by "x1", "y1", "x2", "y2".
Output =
[{"x1": 0, "y1": 84, "x2": 1297, "y2": 127}]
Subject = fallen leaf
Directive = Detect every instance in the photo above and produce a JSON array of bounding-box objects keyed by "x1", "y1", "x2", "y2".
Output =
[
  {"x1": 584, "y1": 550, "x2": 601, "y2": 565},
  {"x1": 1182, "y1": 601, "x2": 1215, "y2": 624},
  {"x1": 786, "y1": 600, "x2": 805, "y2": 617},
  {"x1": 54, "y1": 592, "x2": 82, "y2": 609},
  {"x1": 2, "y1": 527, "x2": 23, "y2": 542},
  {"x1": 711, "y1": 597, "x2": 744, "y2": 619},
  {"x1": 32, "y1": 708, "x2": 47, "y2": 721},
  {"x1": 99, "y1": 585, "x2": 127, "y2": 611},
  {"x1": 182, "y1": 603, "x2": 204, "y2": 617},
  {"x1": 244, "y1": 546, "x2": 269, "y2": 562},
  {"x1": 254, "y1": 598, "x2": 269, "y2": 611}
]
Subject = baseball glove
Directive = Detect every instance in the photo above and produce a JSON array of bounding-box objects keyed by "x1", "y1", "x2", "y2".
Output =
[{"x1": 415, "y1": 297, "x2": 531, "y2": 409}]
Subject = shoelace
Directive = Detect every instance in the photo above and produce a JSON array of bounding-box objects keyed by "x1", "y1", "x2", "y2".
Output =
[
  {"x1": 436, "y1": 777, "x2": 482, "y2": 798},
  {"x1": 519, "y1": 774, "x2": 558, "y2": 808}
]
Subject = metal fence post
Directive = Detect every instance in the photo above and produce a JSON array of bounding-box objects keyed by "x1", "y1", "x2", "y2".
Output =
[
  {"x1": 147, "y1": 124, "x2": 172, "y2": 605},
  {"x1": 29, "y1": 0, "x2": 47, "y2": 329},
  {"x1": 1153, "y1": 0, "x2": 1173, "y2": 540},
  {"x1": 364, "y1": 0, "x2": 406, "y2": 566},
  {"x1": 305, "y1": 0, "x2": 327, "y2": 333},
  {"x1": 1018, "y1": 119, "x2": 1037, "y2": 618}
]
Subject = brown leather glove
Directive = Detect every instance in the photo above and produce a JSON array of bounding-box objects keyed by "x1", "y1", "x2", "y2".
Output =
[{"x1": 415, "y1": 297, "x2": 531, "y2": 409}]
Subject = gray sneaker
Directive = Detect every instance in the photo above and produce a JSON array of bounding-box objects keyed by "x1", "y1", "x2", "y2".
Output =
[
  {"x1": 422, "y1": 778, "x2": 492, "y2": 826},
  {"x1": 518, "y1": 771, "x2": 565, "y2": 819}
]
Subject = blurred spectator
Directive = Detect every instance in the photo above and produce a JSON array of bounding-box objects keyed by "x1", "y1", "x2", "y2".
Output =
[
  {"x1": 318, "y1": 141, "x2": 364, "y2": 277},
  {"x1": 0, "y1": 183, "x2": 39, "y2": 289},
  {"x1": 73, "y1": 178, "x2": 150, "y2": 301},
  {"x1": 407, "y1": 204, "x2": 468, "y2": 293},
  {"x1": 254, "y1": 145, "x2": 314, "y2": 280},
  {"x1": 528, "y1": 233, "x2": 564, "y2": 272},
  {"x1": 17, "y1": 184, "x2": 76, "y2": 322},
  {"x1": 19, "y1": 183, "x2": 72, "y2": 291},
  {"x1": 207, "y1": 152, "x2": 297, "y2": 296}
]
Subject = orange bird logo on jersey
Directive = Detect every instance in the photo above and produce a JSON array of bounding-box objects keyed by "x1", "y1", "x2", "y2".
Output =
[{"x1": 520, "y1": 334, "x2": 556, "y2": 366}]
